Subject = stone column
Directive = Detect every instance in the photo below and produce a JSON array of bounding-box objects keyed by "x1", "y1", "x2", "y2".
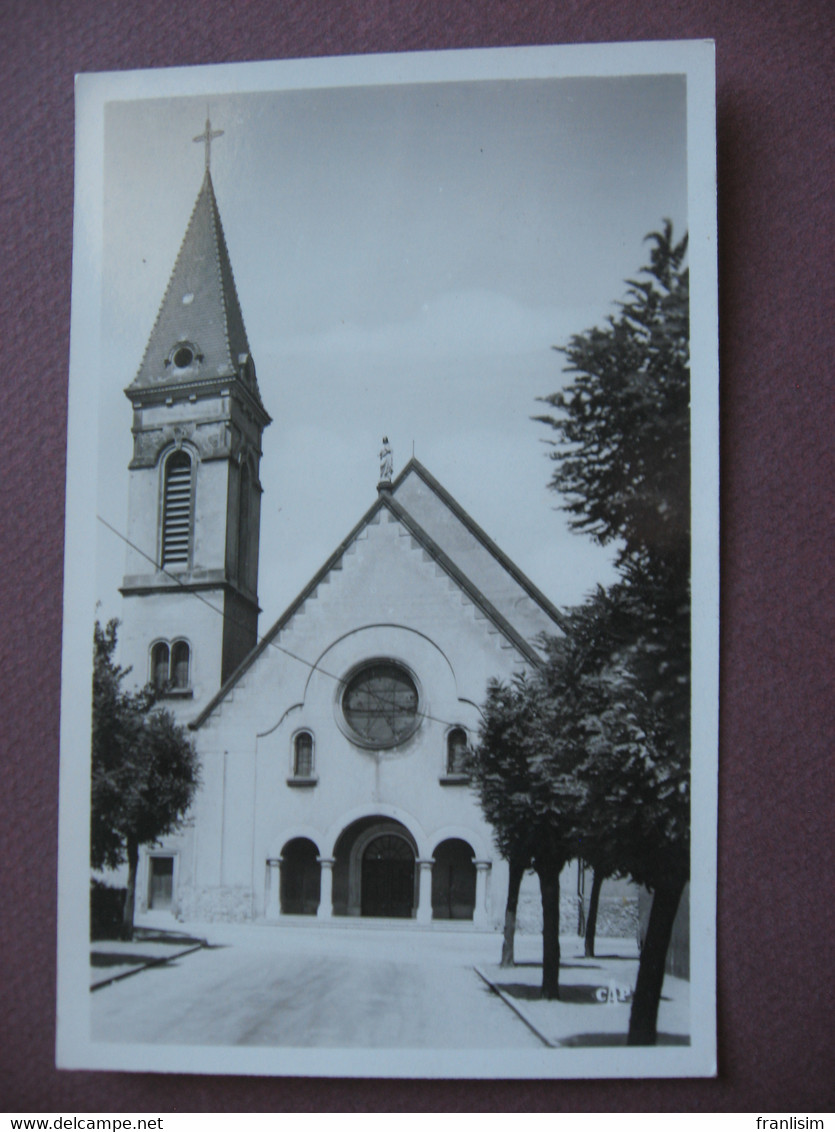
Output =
[
  {"x1": 473, "y1": 860, "x2": 492, "y2": 927},
  {"x1": 317, "y1": 857, "x2": 335, "y2": 920},
  {"x1": 265, "y1": 858, "x2": 281, "y2": 920},
  {"x1": 416, "y1": 858, "x2": 434, "y2": 924}
]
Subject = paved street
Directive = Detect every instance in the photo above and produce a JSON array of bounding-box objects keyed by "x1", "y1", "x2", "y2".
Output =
[{"x1": 91, "y1": 923, "x2": 543, "y2": 1049}]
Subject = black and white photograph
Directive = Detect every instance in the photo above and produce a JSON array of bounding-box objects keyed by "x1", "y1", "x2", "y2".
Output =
[{"x1": 57, "y1": 42, "x2": 718, "y2": 1079}]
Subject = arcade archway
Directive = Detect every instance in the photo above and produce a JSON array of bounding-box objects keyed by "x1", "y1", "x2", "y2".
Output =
[
  {"x1": 332, "y1": 817, "x2": 419, "y2": 918},
  {"x1": 431, "y1": 838, "x2": 476, "y2": 920},
  {"x1": 280, "y1": 837, "x2": 321, "y2": 915}
]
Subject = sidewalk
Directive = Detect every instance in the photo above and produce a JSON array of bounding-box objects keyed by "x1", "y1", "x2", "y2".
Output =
[
  {"x1": 90, "y1": 926, "x2": 205, "y2": 990},
  {"x1": 476, "y1": 936, "x2": 690, "y2": 1048}
]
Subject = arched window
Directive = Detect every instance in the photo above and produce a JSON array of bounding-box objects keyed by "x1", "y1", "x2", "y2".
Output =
[
  {"x1": 171, "y1": 640, "x2": 191, "y2": 690},
  {"x1": 149, "y1": 639, "x2": 191, "y2": 694},
  {"x1": 238, "y1": 460, "x2": 251, "y2": 586},
  {"x1": 161, "y1": 449, "x2": 193, "y2": 567},
  {"x1": 151, "y1": 641, "x2": 170, "y2": 691},
  {"x1": 446, "y1": 727, "x2": 469, "y2": 775},
  {"x1": 293, "y1": 731, "x2": 314, "y2": 778}
]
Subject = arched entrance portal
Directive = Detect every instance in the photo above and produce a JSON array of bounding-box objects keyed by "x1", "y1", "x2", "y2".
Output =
[
  {"x1": 280, "y1": 838, "x2": 321, "y2": 915},
  {"x1": 361, "y1": 834, "x2": 415, "y2": 918},
  {"x1": 431, "y1": 838, "x2": 476, "y2": 920},
  {"x1": 332, "y1": 817, "x2": 419, "y2": 918}
]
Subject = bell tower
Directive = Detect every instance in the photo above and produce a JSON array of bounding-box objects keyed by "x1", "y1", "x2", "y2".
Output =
[{"x1": 119, "y1": 120, "x2": 271, "y2": 711}]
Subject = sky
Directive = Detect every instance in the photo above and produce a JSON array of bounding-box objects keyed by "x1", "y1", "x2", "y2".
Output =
[{"x1": 94, "y1": 71, "x2": 688, "y2": 632}]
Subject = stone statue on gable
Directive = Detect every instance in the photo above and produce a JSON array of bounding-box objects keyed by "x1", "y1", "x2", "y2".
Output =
[{"x1": 379, "y1": 436, "x2": 393, "y2": 482}]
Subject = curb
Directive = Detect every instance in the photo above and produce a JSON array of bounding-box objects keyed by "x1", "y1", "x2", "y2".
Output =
[
  {"x1": 473, "y1": 966, "x2": 555, "y2": 1048},
  {"x1": 91, "y1": 942, "x2": 205, "y2": 992}
]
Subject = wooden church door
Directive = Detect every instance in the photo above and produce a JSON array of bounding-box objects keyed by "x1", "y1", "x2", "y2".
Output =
[
  {"x1": 361, "y1": 834, "x2": 415, "y2": 918},
  {"x1": 148, "y1": 856, "x2": 174, "y2": 910}
]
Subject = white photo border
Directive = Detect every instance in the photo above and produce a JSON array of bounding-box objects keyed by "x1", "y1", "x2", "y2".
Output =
[{"x1": 58, "y1": 41, "x2": 718, "y2": 1079}]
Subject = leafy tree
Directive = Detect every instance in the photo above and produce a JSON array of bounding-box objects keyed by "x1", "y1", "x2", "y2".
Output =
[
  {"x1": 473, "y1": 673, "x2": 585, "y2": 999},
  {"x1": 534, "y1": 223, "x2": 691, "y2": 1044},
  {"x1": 540, "y1": 598, "x2": 644, "y2": 962},
  {"x1": 569, "y1": 584, "x2": 689, "y2": 1044},
  {"x1": 91, "y1": 620, "x2": 199, "y2": 939},
  {"x1": 536, "y1": 220, "x2": 690, "y2": 579}
]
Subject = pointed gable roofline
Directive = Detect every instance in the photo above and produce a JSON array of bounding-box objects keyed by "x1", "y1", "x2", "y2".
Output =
[
  {"x1": 189, "y1": 474, "x2": 548, "y2": 730},
  {"x1": 391, "y1": 457, "x2": 568, "y2": 634},
  {"x1": 189, "y1": 491, "x2": 393, "y2": 729},
  {"x1": 126, "y1": 169, "x2": 268, "y2": 417},
  {"x1": 383, "y1": 494, "x2": 546, "y2": 668}
]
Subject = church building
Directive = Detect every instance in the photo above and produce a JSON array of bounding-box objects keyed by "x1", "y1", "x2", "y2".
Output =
[{"x1": 117, "y1": 129, "x2": 621, "y2": 933}]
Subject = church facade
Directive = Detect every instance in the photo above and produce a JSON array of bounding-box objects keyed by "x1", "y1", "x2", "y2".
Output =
[{"x1": 116, "y1": 146, "x2": 633, "y2": 934}]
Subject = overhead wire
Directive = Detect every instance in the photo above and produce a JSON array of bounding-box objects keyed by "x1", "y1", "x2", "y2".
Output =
[{"x1": 96, "y1": 513, "x2": 494, "y2": 735}]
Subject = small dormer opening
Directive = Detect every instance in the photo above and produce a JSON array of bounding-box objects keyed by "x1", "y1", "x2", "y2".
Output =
[
  {"x1": 173, "y1": 344, "x2": 194, "y2": 369},
  {"x1": 167, "y1": 341, "x2": 201, "y2": 372}
]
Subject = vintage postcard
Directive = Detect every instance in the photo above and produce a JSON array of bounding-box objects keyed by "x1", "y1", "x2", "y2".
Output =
[{"x1": 58, "y1": 42, "x2": 718, "y2": 1078}]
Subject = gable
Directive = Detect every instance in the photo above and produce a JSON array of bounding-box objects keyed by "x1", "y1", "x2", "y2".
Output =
[
  {"x1": 391, "y1": 460, "x2": 565, "y2": 646},
  {"x1": 191, "y1": 484, "x2": 549, "y2": 729},
  {"x1": 276, "y1": 503, "x2": 538, "y2": 669}
]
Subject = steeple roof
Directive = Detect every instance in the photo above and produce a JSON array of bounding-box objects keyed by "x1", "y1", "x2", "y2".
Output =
[{"x1": 127, "y1": 169, "x2": 263, "y2": 406}]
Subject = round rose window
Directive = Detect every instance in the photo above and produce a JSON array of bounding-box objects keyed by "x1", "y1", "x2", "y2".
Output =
[{"x1": 342, "y1": 662, "x2": 420, "y2": 748}]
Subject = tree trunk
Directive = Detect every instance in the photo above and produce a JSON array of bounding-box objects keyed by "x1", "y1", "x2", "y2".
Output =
[
  {"x1": 121, "y1": 836, "x2": 139, "y2": 941},
  {"x1": 627, "y1": 877, "x2": 685, "y2": 1045},
  {"x1": 576, "y1": 862, "x2": 586, "y2": 938},
  {"x1": 500, "y1": 856, "x2": 526, "y2": 967},
  {"x1": 584, "y1": 869, "x2": 604, "y2": 958},
  {"x1": 537, "y1": 862, "x2": 561, "y2": 1000}
]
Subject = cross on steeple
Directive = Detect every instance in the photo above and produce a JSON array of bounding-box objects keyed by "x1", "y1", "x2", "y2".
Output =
[{"x1": 193, "y1": 115, "x2": 224, "y2": 172}]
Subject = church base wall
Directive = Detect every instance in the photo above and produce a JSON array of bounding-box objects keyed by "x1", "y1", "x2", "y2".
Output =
[
  {"x1": 178, "y1": 885, "x2": 255, "y2": 923},
  {"x1": 171, "y1": 884, "x2": 637, "y2": 936}
]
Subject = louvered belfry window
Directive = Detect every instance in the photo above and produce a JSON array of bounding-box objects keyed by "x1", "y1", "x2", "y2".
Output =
[{"x1": 162, "y1": 450, "x2": 193, "y2": 566}]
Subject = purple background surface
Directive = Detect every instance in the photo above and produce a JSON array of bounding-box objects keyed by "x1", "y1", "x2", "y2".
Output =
[{"x1": 0, "y1": 0, "x2": 832, "y2": 1112}]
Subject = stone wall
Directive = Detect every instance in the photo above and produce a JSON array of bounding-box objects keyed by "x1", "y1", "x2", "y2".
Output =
[
  {"x1": 594, "y1": 893, "x2": 640, "y2": 939},
  {"x1": 516, "y1": 878, "x2": 639, "y2": 940},
  {"x1": 178, "y1": 885, "x2": 254, "y2": 923}
]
